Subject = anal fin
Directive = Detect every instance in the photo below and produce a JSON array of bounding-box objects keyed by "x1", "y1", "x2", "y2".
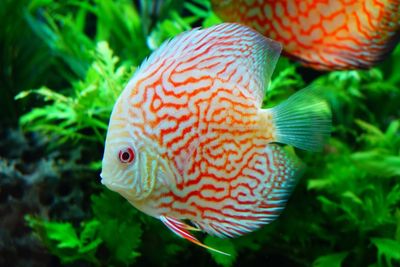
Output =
[{"x1": 259, "y1": 144, "x2": 304, "y2": 218}]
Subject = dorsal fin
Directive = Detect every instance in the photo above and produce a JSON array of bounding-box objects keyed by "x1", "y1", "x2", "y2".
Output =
[{"x1": 135, "y1": 23, "x2": 282, "y2": 107}]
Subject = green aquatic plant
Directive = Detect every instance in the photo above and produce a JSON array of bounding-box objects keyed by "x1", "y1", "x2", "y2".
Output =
[
  {"x1": 26, "y1": 217, "x2": 102, "y2": 265},
  {"x1": 26, "y1": 0, "x2": 148, "y2": 78},
  {"x1": 16, "y1": 41, "x2": 130, "y2": 145},
  {"x1": 8, "y1": 0, "x2": 400, "y2": 267},
  {"x1": 0, "y1": 0, "x2": 56, "y2": 125},
  {"x1": 26, "y1": 189, "x2": 194, "y2": 267},
  {"x1": 26, "y1": 190, "x2": 143, "y2": 266},
  {"x1": 147, "y1": 0, "x2": 221, "y2": 49}
]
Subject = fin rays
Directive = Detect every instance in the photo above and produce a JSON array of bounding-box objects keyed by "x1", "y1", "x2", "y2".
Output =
[
  {"x1": 269, "y1": 86, "x2": 332, "y2": 152},
  {"x1": 160, "y1": 215, "x2": 231, "y2": 256}
]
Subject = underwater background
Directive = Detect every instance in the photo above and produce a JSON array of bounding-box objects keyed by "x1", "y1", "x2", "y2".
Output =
[{"x1": 1, "y1": 0, "x2": 399, "y2": 266}]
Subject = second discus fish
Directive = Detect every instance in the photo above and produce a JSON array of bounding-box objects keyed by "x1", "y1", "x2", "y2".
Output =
[
  {"x1": 100, "y1": 23, "x2": 331, "y2": 254},
  {"x1": 212, "y1": 0, "x2": 400, "y2": 70}
]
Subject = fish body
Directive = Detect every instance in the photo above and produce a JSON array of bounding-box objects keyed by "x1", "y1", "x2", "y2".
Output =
[
  {"x1": 212, "y1": 0, "x2": 400, "y2": 70},
  {"x1": 101, "y1": 23, "x2": 331, "y2": 253}
]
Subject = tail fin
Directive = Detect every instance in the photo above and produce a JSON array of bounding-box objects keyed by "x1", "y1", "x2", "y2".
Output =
[{"x1": 268, "y1": 86, "x2": 332, "y2": 151}]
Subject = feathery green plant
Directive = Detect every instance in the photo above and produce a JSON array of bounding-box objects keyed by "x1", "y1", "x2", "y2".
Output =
[
  {"x1": 26, "y1": 190, "x2": 143, "y2": 266},
  {"x1": 16, "y1": 42, "x2": 130, "y2": 145}
]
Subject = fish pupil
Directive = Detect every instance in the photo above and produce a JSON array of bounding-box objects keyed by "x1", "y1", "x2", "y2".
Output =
[
  {"x1": 122, "y1": 152, "x2": 130, "y2": 161},
  {"x1": 119, "y1": 147, "x2": 134, "y2": 163}
]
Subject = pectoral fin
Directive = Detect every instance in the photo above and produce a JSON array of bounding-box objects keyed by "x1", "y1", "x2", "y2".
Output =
[{"x1": 160, "y1": 215, "x2": 230, "y2": 256}]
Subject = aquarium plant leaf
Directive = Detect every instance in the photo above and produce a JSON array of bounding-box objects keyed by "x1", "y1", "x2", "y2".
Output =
[
  {"x1": 91, "y1": 190, "x2": 142, "y2": 265},
  {"x1": 16, "y1": 41, "x2": 130, "y2": 146},
  {"x1": 371, "y1": 238, "x2": 400, "y2": 267},
  {"x1": 25, "y1": 216, "x2": 101, "y2": 265},
  {"x1": 312, "y1": 252, "x2": 349, "y2": 267},
  {"x1": 351, "y1": 151, "x2": 400, "y2": 177}
]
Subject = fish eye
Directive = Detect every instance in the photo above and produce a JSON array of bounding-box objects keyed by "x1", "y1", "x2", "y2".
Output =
[{"x1": 118, "y1": 147, "x2": 135, "y2": 164}]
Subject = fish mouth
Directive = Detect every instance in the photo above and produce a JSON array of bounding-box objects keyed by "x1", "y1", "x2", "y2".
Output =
[
  {"x1": 99, "y1": 172, "x2": 108, "y2": 186},
  {"x1": 100, "y1": 173, "x2": 126, "y2": 191}
]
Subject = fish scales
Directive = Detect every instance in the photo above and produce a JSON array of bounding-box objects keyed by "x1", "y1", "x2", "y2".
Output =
[
  {"x1": 101, "y1": 23, "x2": 331, "y2": 254},
  {"x1": 212, "y1": 0, "x2": 400, "y2": 70},
  {"x1": 125, "y1": 27, "x2": 270, "y2": 219}
]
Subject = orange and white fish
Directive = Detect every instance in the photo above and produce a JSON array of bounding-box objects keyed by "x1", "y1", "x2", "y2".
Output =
[
  {"x1": 211, "y1": 0, "x2": 400, "y2": 70},
  {"x1": 100, "y1": 23, "x2": 331, "y2": 254}
]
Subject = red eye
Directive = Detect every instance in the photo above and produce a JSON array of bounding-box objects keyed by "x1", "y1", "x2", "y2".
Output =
[{"x1": 118, "y1": 147, "x2": 135, "y2": 163}]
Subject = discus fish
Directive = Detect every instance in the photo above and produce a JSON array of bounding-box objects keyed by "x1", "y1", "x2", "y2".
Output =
[
  {"x1": 100, "y1": 23, "x2": 331, "y2": 254},
  {"x1": 211, "y1": 0, "x2": 400, "y2": 70}
]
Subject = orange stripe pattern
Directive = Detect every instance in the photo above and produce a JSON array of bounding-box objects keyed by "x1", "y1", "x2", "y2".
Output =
[
  {"x1": 212, "y1": 0, "x2": 400, "y2": 70},
  {"x1": 104, "y1": 24, "x2": 299, "y2": 238}
]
